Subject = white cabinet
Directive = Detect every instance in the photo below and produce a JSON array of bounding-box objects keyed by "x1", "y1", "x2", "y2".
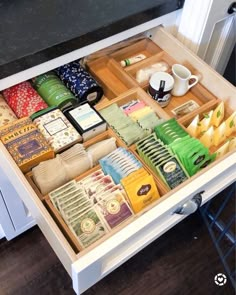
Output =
[{"x1": 0, "y1": 166, "x2": 35, "y2": 240}]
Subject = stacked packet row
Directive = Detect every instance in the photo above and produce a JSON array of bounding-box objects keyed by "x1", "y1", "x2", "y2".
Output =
[
  {"x1": 186, "y1": 102, "x2": 236, "y2": 157},
  {"x1": 154, "y1": 119, "x2": 215, "y2": 176},
  {"x1": 99, "y1": 100, "x2": 164, "y2": 146},
  {"x1": 136, "y1": 133, "x2": 189, "y2": 189},
  {"x1": 49, "y1": 169, "x2": 133, "y2": 249},
  {"x1": 99, "y1": 147, "x2": 160, "y2": 213},
  {"x1": 99, "y1": 147, "x2": 143, "y2": 184}
]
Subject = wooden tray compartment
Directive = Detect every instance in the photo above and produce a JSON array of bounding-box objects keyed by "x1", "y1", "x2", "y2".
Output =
[
  {"x1": 25, "y1": 129, "x2": 168, "y2": 254},
  {"x1": 87, "y1": 57, "x2": 137, "y2": 99},
  {"x1": 110, "y1": 38, "x2": 163, "y2": 65},
  {"x1": 96, "y1": 87, "x2": 171, "y2": 120},
  {"x1": 125, "y1": 51, "x2": 176, "y2": 88},
  {"x1": 181, "y1": 100, "x2": 236, "y2": 154},
  {"x1": 142, "y1": 82, "x2": 218, "y2": 122}
]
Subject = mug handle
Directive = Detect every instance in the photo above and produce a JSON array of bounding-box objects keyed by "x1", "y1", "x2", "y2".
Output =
[{"x1": 188, "y1": 75, "x2": 199, "y2": 89}]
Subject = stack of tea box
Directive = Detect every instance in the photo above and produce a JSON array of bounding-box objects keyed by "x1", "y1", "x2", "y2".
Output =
[{"x1": 99, "y1": 100, "x2": 165, "y2": 146}]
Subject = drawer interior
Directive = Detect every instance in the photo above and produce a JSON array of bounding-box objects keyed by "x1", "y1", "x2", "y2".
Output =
[{"x1": 0, "y1": 28, "x2": 235, "y2": 260}]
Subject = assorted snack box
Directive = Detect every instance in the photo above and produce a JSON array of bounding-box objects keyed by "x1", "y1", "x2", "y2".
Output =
[{"x1": 0, "y1": 36, "x2": 235, "y2": 252}]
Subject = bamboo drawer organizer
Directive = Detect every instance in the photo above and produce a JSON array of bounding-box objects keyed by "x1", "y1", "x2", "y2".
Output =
[{"x1": 25, "y1": 37, "x2": 235, "y2": 255}]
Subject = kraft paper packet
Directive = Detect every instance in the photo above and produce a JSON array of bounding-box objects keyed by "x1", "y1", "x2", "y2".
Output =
[
  {"x1": 122, "y1": 173, "x2": 160, "y2": 213},
  {"x1": 69, "y1": 207, "x2": 108, "y2": 249}
]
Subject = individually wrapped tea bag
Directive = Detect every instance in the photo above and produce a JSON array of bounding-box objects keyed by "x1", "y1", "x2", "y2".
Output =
[
  {"x1": 199, "y1": 126, "x2": 214, "y2": 148},
  {"x1": 211, "y1": 102, "x2": 224, "y2": 127},
  {"x1": 213, "y1": 122, "x2": 226, "y2": 146}
]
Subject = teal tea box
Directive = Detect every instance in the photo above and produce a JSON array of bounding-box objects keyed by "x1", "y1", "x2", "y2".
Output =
[
  {"x1": 63, "y1": 103, "x2": 107, "y2": 141},
  {"x1": 31, "y1": 106, "x2": 82, "y2": 153}
]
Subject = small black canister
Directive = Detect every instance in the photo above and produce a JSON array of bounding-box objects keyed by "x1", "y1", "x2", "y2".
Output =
[{"x1": 148, "y1": 72, "x2": 174, "y2": 107}]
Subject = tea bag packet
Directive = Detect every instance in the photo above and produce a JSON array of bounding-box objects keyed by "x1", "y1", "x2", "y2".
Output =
[
  {"x1": 186, "y1": 115, "x2": 200, "y2": 137},
  {"x1": 100, "y1": 102, "x2": 161, "y2": 145},
  {"x1": 137, "y1": 113, "x2": 165, "y2": 132},
  {"x1": 121, "y1": 171, "x2": 160, "y2": 213},
  {"x1": 48, "y1": 180, "x2": 78, "y2": 208},
  {"x1": 78, "y1": 169, "x2": 105, "y2": 186},
  {"x1": 171, "y1": 100, "x2": 200, "y2": 118},
  {"x1": 213, "y1": 122, "x2": 226, "y2": 146},
  {"x1": 86, "y1": 137, "x2": 117, "y2": 165},
  {"x1": 155, "y1": 156, "x2": 189, "y2": 189},
  {"x1": 82, "y1": 175, "x2": 114, "y2": 201},
  {"x1": 199, "y1": 126, "x2": 214, "y2": 148},
  {"x1": 128, "y1": 106, "x2": 153, "y2": 121},
  {"x1": 215, "y1": 141, "x2": 230, "y2": 159},
  {"x1": 32, "y1": 155, "x2": 69, "y2": 195},
  {"x1": 122, "y1": 100, "x2": 146, "y2": 115},
  {"x1": 170, "y1": 137, "x2": 214, "y2": 176},
  {"x1": 95, "y1": 190, "x2": 133, "y2": 229},
  {"x1": 211, "y1": 102, "x2": 224, "y2": 127},
  {"x1": 68, "y1": 207, "x2": 108, "y2": 249},
  {"x1": 0, "y1": 94, "x2": 17, "y2": 126},
  {"x1": 99, "y1": 147, "x2": 142, "y2": 184},
  {"x1": 198, "y1": 110, "x2": 213, "y2": 135},
  {"x1": 224, "y1": 111, "x2": 236, "y2": 136},
  {"x1": 31, "y1": 106, "x2": 82, "y2": 153},
  {"x1": 229, "y1": 137, "x2": 236, "y2": 151},
  {"x1": 154, "y1": 119, "x2": 189, "y2": 144}
]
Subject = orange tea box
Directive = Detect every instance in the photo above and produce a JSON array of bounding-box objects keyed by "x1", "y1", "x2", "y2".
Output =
[{"x1": 0, "y1": 117, "x2": 54, "y2": 173}]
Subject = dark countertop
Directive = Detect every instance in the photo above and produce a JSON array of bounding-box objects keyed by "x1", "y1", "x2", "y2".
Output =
[{"x1": 0, "y1": 0, "x2": 183, "y2": 79}]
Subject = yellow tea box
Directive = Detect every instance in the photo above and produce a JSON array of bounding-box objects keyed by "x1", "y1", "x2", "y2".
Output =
[
  {"x1": 121, "y1": 171, "x2": 160, "y2": 213},
  {"x1": 0, "y1": 117, "x2": 54, "y2": 173}
]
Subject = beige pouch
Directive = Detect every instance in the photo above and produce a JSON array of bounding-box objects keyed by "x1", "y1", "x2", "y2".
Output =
[{"x1": 32, "y1": 156, "x2": 69, "y2": 195}]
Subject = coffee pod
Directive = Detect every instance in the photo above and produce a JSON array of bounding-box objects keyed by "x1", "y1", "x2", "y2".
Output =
[{"x1": 148, "y1": 72, "x2": 174, "y2": 107}]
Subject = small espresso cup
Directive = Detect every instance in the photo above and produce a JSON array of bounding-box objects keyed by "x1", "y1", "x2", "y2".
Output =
[
  {"x1": 171, "y1": 64, "x2": 199, "y2": 96},
  {"x1": 148, "y1": 72, "x2": 174, "y2": 107}
]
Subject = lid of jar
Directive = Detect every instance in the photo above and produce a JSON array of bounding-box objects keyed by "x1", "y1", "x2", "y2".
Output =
[{"x1": 149, "y1": 72, "x2": 174, "y2": 92}]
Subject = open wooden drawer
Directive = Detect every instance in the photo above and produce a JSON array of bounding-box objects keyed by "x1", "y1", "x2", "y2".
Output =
[{"x1": 0, "y1": 27, "x2": 235, "y2": 294}]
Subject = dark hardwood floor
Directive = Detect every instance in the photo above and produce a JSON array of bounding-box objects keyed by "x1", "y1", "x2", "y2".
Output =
[{"x1": 0, "y1": 207, "x2": 235, "y2": 295}]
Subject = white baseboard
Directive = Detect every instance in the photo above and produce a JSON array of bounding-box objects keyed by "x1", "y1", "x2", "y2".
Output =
[{"x1": 0, "y1": 224, "x2": 5, "y2": 239}]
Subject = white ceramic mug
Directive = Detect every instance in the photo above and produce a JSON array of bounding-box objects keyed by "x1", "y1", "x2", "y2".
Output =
[{"x1": 171, "y1": 64, "x2": 199, "y2": 96}]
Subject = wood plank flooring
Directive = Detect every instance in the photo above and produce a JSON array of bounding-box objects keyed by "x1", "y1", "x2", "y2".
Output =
[{"x1": 0, "y1": 209, "x2": 235, "y2": 295}]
